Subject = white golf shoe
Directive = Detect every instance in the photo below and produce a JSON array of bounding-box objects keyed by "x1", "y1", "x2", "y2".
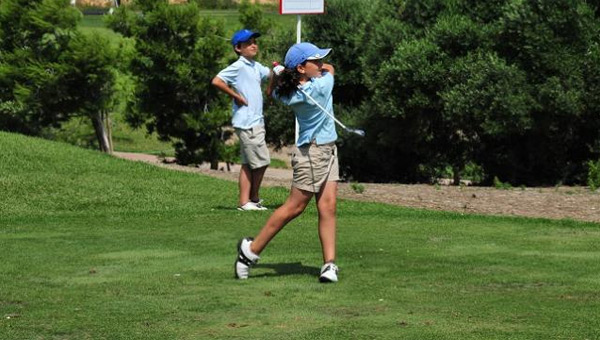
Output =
[
  {"x1": 235, "y1": 237, "x2": 260, "y2": 279},
  {"x1": 237, "y1": 202, "x2": 267, "y2": 211},
  {"x1": 319, "y1": 262, "x2": 339, "y2": 283}
]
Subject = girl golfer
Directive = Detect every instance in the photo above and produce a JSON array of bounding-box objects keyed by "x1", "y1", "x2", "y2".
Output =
[{"x1": 234, "y1": 42, "x2": 340, "y2": 283}]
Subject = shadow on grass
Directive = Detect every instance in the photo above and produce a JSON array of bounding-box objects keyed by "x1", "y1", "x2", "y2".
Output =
[{"x1": 253, "y1": 262, "x2": 320, "y2": 277}]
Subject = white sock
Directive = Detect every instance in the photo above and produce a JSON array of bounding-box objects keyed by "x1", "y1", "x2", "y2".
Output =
[{"x1": 241, "y1": 239, "x2": 260, "y2": 262}]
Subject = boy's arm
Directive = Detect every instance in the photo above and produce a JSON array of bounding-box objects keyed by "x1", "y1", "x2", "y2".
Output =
[
  {"x1": 211, "y1": 76, "x2": 248, "y2": 106},
  {"x1": 321, "y1": 63, "x2": 335, "y2": 76}
]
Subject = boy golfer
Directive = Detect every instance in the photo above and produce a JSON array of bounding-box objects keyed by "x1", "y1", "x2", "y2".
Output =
[{"x1": 212, "y1": 29, "x2": 271, "y2": 211}]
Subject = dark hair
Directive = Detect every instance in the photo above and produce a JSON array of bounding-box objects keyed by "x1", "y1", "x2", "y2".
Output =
[{"x1": 274, "y1": 67, "x2": 303, "y2": 98}]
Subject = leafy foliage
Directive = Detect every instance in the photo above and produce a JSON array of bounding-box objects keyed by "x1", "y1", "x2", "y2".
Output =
[
  {"x1": 588, "y1": 159, "x2": 600, "y2": 191},
  {"x1": 107, "y1": 0, "x2": 229, "y2": 165},
  {"x1": 305, "y1": 0, "x2": 600, "y2": 185},
  {"x1": 0, "y1": 0, "x2": 116, "y2": 152},
  {"x1": 0, "y1": 0, "x2": 78, "y2": 133}
]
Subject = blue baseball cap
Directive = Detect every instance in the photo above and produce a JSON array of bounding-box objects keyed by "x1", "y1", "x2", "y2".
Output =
[
  {"x1": 231, "y1": 29, "x2": 261, "y2": 46},
  {"x1": 284, "y1": 42, "x2": 332, "y2": 69}
]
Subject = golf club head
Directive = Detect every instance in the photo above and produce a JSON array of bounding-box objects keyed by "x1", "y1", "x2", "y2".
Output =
[{"x1": 348, "y1": 128, "x2": 365, "y2": 137}]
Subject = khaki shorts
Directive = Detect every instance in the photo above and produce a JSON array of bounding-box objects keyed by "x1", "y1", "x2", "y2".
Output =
[
  {"x1": 291, "y1": 142, "x2": 339, "y2": 193},
  {"x1": 235, "y1": 125, "x2": 270, "y2": 169}
]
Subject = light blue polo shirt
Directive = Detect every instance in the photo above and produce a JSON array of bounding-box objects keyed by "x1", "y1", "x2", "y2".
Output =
[
  {"x1": 217, "y1": 56, "x2": 270, "y2": 129},
  {"x1": 274, "y1": 72, "x2": 337, "y2": 147}
]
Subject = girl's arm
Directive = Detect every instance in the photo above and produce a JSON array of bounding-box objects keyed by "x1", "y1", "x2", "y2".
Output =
[{"x1": 266, "y1": 70, "x2": 275, "y2": 97}]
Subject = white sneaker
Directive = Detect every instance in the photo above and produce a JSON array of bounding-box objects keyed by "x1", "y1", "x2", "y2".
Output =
[
  {"x1": 235, "y1": 237, "x2": 260, "y2": 279},
  {"x1": 319, "y1": 262, "x2": 339, "y2": 283},
  {"x1": 253, "y1": 201, "x2": 267, "y2": 210},
  {"x1": 237, "y1": 202, "x2": 267, "y2": 211}
]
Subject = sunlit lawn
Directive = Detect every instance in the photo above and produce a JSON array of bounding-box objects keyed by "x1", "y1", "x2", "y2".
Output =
[{"x1": 1, "y1": 132, "x2": 599, "y2": 339}]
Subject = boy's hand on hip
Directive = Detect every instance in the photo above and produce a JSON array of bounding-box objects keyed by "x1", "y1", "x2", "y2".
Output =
[{"x1": 235, "y1": 95, "x2": 248, "y2": 106}]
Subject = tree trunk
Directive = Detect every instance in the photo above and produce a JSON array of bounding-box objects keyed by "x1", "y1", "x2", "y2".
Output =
[
  {"x1": 105, "y1": 112, "x2": 113, "y2": 153},
  {"x1": 453, "y1": 166, "x2": 461, "y2": 186},
  {"x1": 91, "y1": 111, "x2": 112, "y2": 154},
  {"x1": 210, "y1": 159, "x2": 219, "y2": 170}
]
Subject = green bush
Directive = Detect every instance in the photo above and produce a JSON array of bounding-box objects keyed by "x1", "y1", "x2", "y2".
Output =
[
  {"x1": 350, "y1": 182, "x2": 365, "y2": 194},
  {"x1": 588, "y1": 159, "x2": 600, "y2": 191},
  {"x1": 462, "y1": 161, "x2": 484, "y2": 184},
  {"x1": 305, "y1": 0, "x2": 372, "y2": 105},
  {"x1": 221, "y1": 141, "x2": 241, "y2": 164},
  {"x1": 493, "y1": 176, "x2": 512, "y2": 190},
  {"x1": 107, "y1": 1, "x2": 230, "y2": 167},
  {"x1": 0, "y1": 0, "x2": 117, "y2": 152},
  {"x1": 317, "y1": 0, "x2": 600, "y2": 186}
]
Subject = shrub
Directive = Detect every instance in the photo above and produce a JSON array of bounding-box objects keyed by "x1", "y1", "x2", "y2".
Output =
[
  {"x1": 493, "y1": 176, "x2": 512, "y2": 190},
  {"x1": 588, "y1": 159, "x2": 600, "y2": 191},
  {"x1": 350, "y1": 182, "x2": 365, "y2": 194},
  {"x1": 338, "y1": 0, "x2": 600, "y2": 186}
]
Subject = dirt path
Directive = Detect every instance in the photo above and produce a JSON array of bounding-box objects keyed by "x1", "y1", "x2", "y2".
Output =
[{"x1": 113, "y1": 152, "x2": 600, "y2": 223}]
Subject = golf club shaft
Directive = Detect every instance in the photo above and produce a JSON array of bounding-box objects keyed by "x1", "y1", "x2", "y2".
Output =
[{"x1": 297, "y1": 87, "x2": 349, "y2": 130}]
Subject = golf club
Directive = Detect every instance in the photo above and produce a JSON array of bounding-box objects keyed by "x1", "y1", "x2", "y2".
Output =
[
  {"x1": 272, "y1": 62, "x2": 365, "y2": 137},
  {"x1": 297, "y1": 87, "x2": 365, "y2": 137}
]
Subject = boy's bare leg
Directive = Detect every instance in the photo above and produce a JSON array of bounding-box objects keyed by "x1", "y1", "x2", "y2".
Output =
[
  {"x1": 239, "y1": 164, "x2": 252, "y2": 206},
  {"x1": 315, "y1": 181, "x2": 338, "y2": 263},
  {"x1": 250, "y1": 165, "x2": 268, "y2": 203},
  {"x1": 250, "y1": 186, "x2": 313, "y2": 255}
]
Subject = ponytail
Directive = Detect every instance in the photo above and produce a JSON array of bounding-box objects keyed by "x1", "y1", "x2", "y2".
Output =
[{"x1": 274, "y1": 67, "x2": 302, "y2": 98}]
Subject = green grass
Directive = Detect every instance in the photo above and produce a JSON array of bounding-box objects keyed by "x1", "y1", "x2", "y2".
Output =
[
  {"x1": 80, "y1": 15, "x2": 122, "y2": 43},
  {"x1": 81, "y1": 14, "x2": 106, "y2": 28},
  {"x1": 200, "y1": 10, "x2": 295, "y2": 34},
  {"x1": 81, "y1": 10, "x2": 295, "y2": 39},
  {"x1": 1, "y1": 131, "x2": 599, "y2": 339},
  {"x1": 270, "y1": 158, "x2": 288, "y2": 169},
  {"x1": 47, "y1": 114, "x2": 175, "y2": 155},
  {"x1": 109, "y1": 113, "x2": 175, "y2": 155}
]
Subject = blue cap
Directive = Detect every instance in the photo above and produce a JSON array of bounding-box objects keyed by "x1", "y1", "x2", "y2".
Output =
[
  {"x1": 231, "y1": 29, "x2": 261, "y2": 46},
  {"x1": 284, "y1": 42, "x2": 332, "y2": 69}
]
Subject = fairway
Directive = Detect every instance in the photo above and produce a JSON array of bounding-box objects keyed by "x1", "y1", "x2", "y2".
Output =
[
  {"x1": 81, "y1": 9, "x2": 295, "y2": 36},
  {"x1": 1, "y1": 131, "x2": 599, "y2": 339}
]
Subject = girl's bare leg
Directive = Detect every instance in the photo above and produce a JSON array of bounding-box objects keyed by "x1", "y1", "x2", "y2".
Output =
[
  {"x1": 315, "y1": 181, "x2": 338, "y2": 263},
  {"x1": 250, "y1": 186, "x2": 313, "y2": 255}
]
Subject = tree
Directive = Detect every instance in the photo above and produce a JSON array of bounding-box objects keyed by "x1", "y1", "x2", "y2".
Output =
[
  {"x1": 0, "y1": 0, "x2": 82, "y2": 134},
  {"x1": 63, "y1": 33, "x2": 118, "y2": 153},
  {"x1": 304, "y1": 0, "x2": 371, "y2": 106},
  {"x1": 107, "y1": 0, "x2": 229, "y2": 167},
  {"x1": 0, "y1": 0, "x2": 117, "y2": 153}
]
